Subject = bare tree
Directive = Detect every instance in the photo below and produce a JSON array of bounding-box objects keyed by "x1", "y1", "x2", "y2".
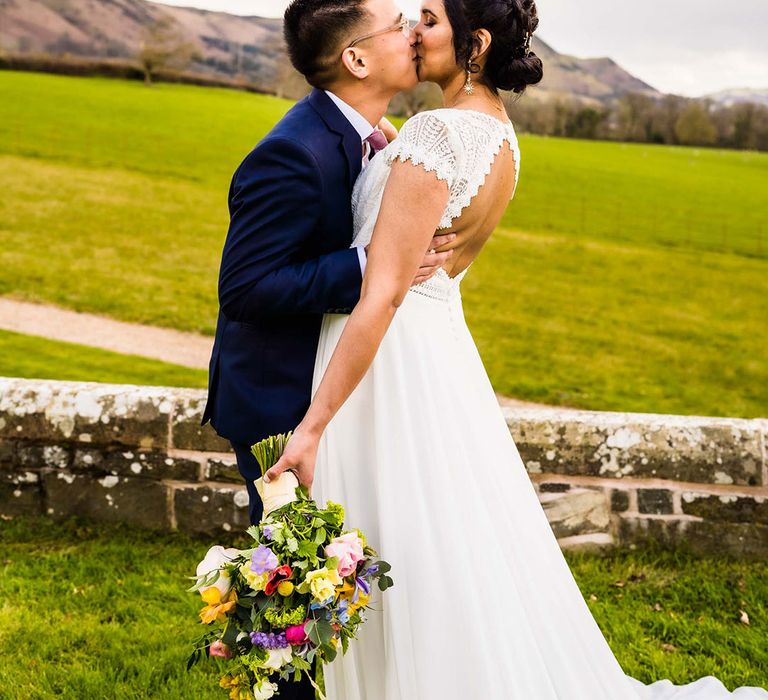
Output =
[
  {"x1": 675, "y1": 102, "x2": 717, "y2": 146},
  {"x1": 274, "y1": 61, "x2": 311, "y2": 101},
  {"x1": 261, "y1": 29, "x2": 309, "y2": 100},
  {"x1": 616, "y1": 92, "x2": 655, "y2": 142},
  {"x1": 650, "y1": 94, "x2": 686, "y2": 144},
  {"x1": 565, "y1": 106, "x2": 608, "y2": 139},
  {"x1": 389, "y1": 83, "x2": 443, "y2": 118},
  {"x1": 138, "y1": 16, "x2": 195, "y2": 85}
]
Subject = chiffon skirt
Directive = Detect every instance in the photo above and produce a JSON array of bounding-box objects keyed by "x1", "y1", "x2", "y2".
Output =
[{"x1": 311, "y1": 273, "x2": 767, "y2": 700}]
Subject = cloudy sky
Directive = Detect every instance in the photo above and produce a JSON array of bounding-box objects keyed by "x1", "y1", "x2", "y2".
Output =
[{"x1": 154, "y1": 0, "x2": 768, "y2": 97}]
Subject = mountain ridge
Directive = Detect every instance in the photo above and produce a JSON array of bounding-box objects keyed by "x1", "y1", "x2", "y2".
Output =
[{"x1": 0, "y1": 0, "x2": 659, "y2": 104}]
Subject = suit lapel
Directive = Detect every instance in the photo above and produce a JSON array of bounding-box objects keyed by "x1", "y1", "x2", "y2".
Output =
[{"x1": 308, "y1": 88, "x2": 362, "y2": 191}]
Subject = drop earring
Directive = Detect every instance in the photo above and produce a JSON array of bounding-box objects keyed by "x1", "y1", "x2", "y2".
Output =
[{"x1": 463, "y1": 69, "x2": 474, "y2": 95}]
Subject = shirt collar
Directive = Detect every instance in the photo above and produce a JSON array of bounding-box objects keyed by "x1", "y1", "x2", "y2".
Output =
[{"x1": 324, "y1": 90, "x2": 376, "y2": 142}]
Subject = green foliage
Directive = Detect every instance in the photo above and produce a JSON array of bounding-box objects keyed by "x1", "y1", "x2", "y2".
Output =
[{"x1": 0, "y1": 71, "x2": 765, "y2": 417}]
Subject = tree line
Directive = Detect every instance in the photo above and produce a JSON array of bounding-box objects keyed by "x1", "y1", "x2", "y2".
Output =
[
  {"x1": 6, "y1": 16, "x2": 767, "y2": 152},
  {"x1": 348, "y1": 77, "x2": 768, "y2": 152}
]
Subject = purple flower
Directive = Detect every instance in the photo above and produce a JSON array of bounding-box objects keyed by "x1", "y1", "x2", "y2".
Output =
[
  {"x1": 251, "y1": 544, "x2": 278, "y2": 574},
  {"x1": 353, "y1": 576, "x2": 371, "y2": 603},
  {"x1": 262, "y1": 525, "x2": 274, "y2": 540},
  {"x1": 250, "y1": 631, "x2": 289, "y2": 649}
]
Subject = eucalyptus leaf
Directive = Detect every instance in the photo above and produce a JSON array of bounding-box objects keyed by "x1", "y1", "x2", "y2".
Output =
[
  {"x1": 305, "y1": 619, "x2": 321, "y2": 646},
  {"x1": 316, "y1": 618, "x2": 334, "y2": 645},
  {"x1": 323, "y1": 643, "x2": 338, "y2": 663}
]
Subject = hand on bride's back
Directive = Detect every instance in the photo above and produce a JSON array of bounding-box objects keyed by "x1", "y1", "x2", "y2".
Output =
[{"x1": 263, "y1": 428, "x2": 318, "y2": 493}]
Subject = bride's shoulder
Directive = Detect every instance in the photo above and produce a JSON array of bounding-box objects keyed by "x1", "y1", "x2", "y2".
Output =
[
  {"x1": 401, "y1": 108, "x2": 457, "y2": 130},
  {"x1": 400, "y1": 108, "x2": 515, "y2": 139},
  {"x1": 384, "y1": 110, "x2": 463, "y2": 184},
  {"x1": 396, "y1": 109, "x2": 461, "y2": 146}
]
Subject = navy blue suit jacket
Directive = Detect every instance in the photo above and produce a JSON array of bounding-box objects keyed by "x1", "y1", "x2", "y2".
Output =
[{"x1": 201, "y1": 89, "x2": 364, "y2": 445}]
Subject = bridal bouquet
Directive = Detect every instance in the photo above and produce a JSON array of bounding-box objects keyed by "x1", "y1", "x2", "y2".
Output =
[{"x1": 187, "y1": 434, "x2": 393, "y2": 700}]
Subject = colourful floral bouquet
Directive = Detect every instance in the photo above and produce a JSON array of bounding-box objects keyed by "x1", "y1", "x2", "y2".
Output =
[{"x1": 187, "y1": 433, "x2": 393, "y2": 700}]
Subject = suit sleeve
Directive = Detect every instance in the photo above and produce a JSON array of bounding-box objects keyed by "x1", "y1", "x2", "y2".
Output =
[{"x1": 218, "y1": 137, "x2": 362, "y2": 321}]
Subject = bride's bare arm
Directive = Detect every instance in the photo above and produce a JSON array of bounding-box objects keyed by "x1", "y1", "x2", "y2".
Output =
[{"x1": 264, "y1": 160, "x2": 450, "y2": 489}]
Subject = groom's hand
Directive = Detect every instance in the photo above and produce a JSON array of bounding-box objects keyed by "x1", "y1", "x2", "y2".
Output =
[{"x1": 413, "y1": 233, "x2": 456, "y2": 285}]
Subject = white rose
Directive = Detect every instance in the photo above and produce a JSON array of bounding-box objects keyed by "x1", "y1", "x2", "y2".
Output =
[
  {"x1": 261, "y1": 646, "x2": 294, "y2": 671},
  {"x1": 195, "y1": 545, "x2": 239, "y2": 598},
  {"x1": 253, "y1": 678, "x2": 279, "y2": 700}
]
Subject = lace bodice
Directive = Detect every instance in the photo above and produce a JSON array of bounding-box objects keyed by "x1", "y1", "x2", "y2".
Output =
[
  {"x1": 351, "y1": 108, "x2": 520, "y2": 246},
  {"x1": 350, "y1": 108, "x2": 520, "y2": 301}
]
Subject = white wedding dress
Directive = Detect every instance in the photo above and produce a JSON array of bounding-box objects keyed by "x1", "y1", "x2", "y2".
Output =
[{"x1": 311, "y1": 109, "x2": 767, "y2": 699}]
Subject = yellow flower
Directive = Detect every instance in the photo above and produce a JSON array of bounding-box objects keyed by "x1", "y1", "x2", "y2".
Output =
[
  {"x1": 304, "y1": 566, "x2": 342, "y2": 603},
  {"x1": 349, "y1": 591, "x2": 370, "y2": 615},
  {"x1": 200, "y1": 587, "x2": 238, "y2": 624},
  {"x1": 277, "y1": 580, "x2": 294, "y2": 596},
  {"x1": 239, "y1": 562, "x2": 270, "y2": 591},
  {"x1": 219, "y1": 674, "x2": 252, "y2": 700},
  {"x1": 336, "y1": 578, "x2": 370, "y2": 613},
  {"x1": 336, "y1": 579, "x2": 356, "y2": 601}
]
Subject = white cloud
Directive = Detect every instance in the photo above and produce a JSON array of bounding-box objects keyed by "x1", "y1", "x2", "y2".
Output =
[{"x1": 152, "y1": 0, "x2": 768, "y2": 97}]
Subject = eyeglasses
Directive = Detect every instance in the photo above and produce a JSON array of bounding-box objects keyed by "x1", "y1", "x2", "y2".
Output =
[{"x1": 346, "y1": 16, "x2": 412, "y2": 49}]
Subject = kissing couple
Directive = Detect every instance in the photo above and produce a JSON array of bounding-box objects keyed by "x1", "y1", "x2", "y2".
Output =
[{"x1": 202, "y1": 0, "x2": 766, "y2": 698}]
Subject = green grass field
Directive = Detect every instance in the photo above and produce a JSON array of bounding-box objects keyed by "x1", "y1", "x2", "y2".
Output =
[
  {"x1": 0, "y1": 516, "x2": 765, "y2": 698},
  {"x1": 1, "y1": 71, "x2": 766, "y2": 417},
  {"x1": 0, "y1": 329, "x2": 207, "y2": 388}
]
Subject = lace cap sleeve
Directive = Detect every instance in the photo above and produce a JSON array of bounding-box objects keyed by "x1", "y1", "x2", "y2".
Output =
[{"x1": 384, "y1": 111, "x2": 459, "y2": 186}]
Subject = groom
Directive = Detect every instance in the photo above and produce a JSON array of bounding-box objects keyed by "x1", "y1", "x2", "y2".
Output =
[{"x1": 202, "y1": 0, "x2": 453, "y2": 526}]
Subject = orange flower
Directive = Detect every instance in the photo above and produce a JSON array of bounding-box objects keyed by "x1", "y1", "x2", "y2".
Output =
[{"x1": 200, "y1": 587, "x2": 238, "y2": 624}]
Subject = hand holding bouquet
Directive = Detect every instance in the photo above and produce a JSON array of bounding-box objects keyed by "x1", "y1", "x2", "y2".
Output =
[{"x1": 187, "y1": 434, "x2": 393, "y2": 700}]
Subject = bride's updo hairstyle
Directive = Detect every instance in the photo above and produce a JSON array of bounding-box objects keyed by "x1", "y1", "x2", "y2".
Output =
[{"x1": 443, "y1": 0, "x2": 543, "y2": 94}]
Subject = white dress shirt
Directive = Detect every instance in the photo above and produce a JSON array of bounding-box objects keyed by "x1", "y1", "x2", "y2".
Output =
[{"x1": 324, "y1": 89, "x2": 377, "y2": 275}]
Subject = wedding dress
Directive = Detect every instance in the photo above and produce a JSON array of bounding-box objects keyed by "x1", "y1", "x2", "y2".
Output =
[{"x1": 311, "y1": 109, "x2": 767, "y2": 699}]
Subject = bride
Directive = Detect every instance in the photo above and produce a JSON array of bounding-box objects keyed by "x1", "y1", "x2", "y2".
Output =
[{"x1": 264, "y1": 0, "x2": 767, "y2": 697}]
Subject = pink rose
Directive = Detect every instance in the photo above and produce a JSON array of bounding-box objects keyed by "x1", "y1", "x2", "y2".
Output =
[
  {"x1": 325, "y1": 532, "x2": 364, "y2": 577},
  {"x1": 209, "y1": 640, "x2": 233, "y2": 659},
  {"x1": 286, "y1": 622, "x2": 310, "y2": 645}
]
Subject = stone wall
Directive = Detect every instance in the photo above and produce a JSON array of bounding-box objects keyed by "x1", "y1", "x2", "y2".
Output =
[{"x1": 1, "y1": 378, "x2": 766, "y2": 556}]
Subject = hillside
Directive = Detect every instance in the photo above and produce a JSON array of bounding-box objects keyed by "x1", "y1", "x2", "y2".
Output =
[
  {"x1": 0, "y1": 0, "x2": 657, "y2": 104},
  {"x1": 0, "y1": 0, "x2": 283, "y2": 86}
]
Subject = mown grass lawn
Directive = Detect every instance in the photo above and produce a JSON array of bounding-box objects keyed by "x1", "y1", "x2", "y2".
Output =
[
  {"x1": 0, "y1": 516, "x2": 765, "y2": 699},
  {"x1": 0, "y1": 329, "x2": 207, "y2": 388},
  {"x1": 1, "y1": 71, "x2": 766, "y2": 417}
]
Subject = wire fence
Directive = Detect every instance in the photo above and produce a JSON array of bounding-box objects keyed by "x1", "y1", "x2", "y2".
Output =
[{"x1": 504, "y1": 194, "x2": 768, "y2": 261}]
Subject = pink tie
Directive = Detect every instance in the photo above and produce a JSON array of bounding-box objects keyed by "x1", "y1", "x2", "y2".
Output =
[{"x1": 365, "y1": 128, "x2": 389, "y2": 155}]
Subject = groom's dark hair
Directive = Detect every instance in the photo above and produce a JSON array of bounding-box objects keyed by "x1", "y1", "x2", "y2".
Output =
[{"x1": 284, "y1": 0, "x2": 370, "y2": 88}]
